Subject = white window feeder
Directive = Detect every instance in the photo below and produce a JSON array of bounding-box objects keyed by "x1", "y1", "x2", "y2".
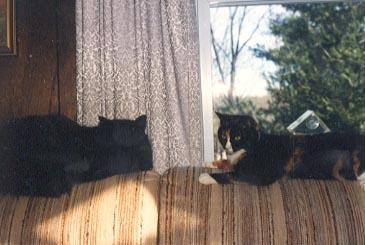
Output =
[{"x1": 287, "y1": 110, "x2": 331, "y2": 135}]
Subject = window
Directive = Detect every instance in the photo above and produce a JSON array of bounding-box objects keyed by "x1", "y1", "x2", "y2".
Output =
[{"x1": 198, "y1": 0, "x2": 365, "y2": 161}]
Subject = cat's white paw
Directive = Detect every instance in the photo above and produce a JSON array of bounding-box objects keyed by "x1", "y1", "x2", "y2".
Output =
[
  {"x1": 358, "y1": 179, "x2": 365, "y2": 191},
  {"x1": 357, "y1": 172, "x2": 365, "y2": 191},
  {"x1": 227, "y1": 149, "x2": 247, "y2": 165},
  {"x1": 358, "y1": 172, "x2": 365, "y2": 181},
  {"x1": 238, "y1": 148, "x2": 247, "y2": 154},
  {"x1": 360, "y1": 181, "x2": 365, "y2": 191},
  {"x1": 199, "y1": 173, "x2": 217, "y2": 185}
]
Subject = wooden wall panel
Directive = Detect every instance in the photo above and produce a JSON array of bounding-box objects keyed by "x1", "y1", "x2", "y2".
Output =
[
  {"x1": 0, "y1": 0, "x2": 30, "y2": 121},
  {"x1": 0, "y1": 0, "x2": 76, "y2": 122},
  {"x1": 58, "y1": 0, "x2": 77, "y2": 120},
  {"x1": 24, "y1": 0, "x2": 59, "y2": 117}
]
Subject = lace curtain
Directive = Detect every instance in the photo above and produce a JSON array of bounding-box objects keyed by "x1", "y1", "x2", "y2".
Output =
[{"x1": 76, "y1": 0, "x2": 202, "y2": 173}]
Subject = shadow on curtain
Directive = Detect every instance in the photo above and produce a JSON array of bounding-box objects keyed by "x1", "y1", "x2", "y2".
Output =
[{"x1": 76, "y1": 0, "x2": 203, "y2": 174}]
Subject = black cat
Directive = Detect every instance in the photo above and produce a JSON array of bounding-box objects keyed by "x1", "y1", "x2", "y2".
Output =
[
  {"x1": 199, "y1": 112, "x2": 365, "y2": 190},
  {"x1": 0, "y1": 114, "x2": 153, "y2": 197}
]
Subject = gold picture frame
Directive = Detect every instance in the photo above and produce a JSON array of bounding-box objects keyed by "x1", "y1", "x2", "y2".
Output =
[{"x1": 0, "y1": 0, "x2": 16, "y2": 55}]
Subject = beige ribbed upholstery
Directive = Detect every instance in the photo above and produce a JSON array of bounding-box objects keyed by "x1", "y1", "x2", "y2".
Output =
[{"x1": 1, "y1": 167, "x2": 365, "y2": 244}]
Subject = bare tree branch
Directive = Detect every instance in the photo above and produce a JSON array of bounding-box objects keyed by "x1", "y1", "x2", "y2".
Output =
[
  {"x1": 211, "y1": 27, "x2": 226, "y2": 83},
  {"x1": 235, "y1": 7, "x2": 247, "y2": 54},
  {"x1": 237, "y1": 11, "x2": 266, "y2": 54},
  {"x1": 222, "y1": 19, "x2": 230, "y2": 45},
  {"x1": 230, "y1": 7, "x2": 238, "y2": 61},
  {"x1": 210, "y1": 6, "x2": 268, "y2": 100},
  {"x1": 211, "y1": 30, "x2": 230, "y2": 60}
]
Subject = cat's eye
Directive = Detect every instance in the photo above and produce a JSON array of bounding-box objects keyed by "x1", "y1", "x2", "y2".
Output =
[{"x1": 234, "y1": 136, "x2": 241, "y2": 141}]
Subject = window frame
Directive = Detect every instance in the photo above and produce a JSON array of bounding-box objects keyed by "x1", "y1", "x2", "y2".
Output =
[{"x1": 197, "y1": 0, "x2": 357, "y2": 162}]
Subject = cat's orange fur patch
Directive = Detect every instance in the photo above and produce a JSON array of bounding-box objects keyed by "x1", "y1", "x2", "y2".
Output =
[
  {"x1": 352, "y1": 149, "x2": 361, "y2": 176},
  {"x1": 212, "y1": 160, "x2": 233, "y2": 170},
  {"x1": 284, "y1": 147, "x2": 304, "y2": 174},
  {"x1": 332, "y1": 158, "x2": 346, "y2": 183}
]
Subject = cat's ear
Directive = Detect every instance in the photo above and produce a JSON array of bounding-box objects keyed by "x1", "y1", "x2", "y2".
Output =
[
  {"x1": 135, "y1": 115, "x2": 147, "y2": 129},
  {"x1": 215, "y1": 112, "x2": 224, "y2": 121}
]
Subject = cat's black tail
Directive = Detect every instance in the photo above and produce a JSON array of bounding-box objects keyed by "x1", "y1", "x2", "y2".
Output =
[
  {"x1": 199, "y1": 172, "x2": 233, "y2": 185},
  {"x1": 210, "y1": 173, "x2": 233, "y2": 184}
]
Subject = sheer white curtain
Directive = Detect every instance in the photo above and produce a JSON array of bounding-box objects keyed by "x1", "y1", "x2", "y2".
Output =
[{"x1": 76, "y1": 0, "x2": 203, "y2": 173}]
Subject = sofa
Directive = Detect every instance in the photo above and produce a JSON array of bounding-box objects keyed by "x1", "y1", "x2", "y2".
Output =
[{"x1": 0, "y1": 167, "x2": 364, "y2": 244}]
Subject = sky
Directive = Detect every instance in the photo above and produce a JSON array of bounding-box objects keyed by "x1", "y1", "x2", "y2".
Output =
[{"x1": 210, "y1": 5, "x2": 287, "y2": 98}]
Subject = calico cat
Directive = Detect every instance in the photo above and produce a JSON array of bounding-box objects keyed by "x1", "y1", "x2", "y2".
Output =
[
  {"x1": 199, "y1": 112, "x2": 365, "y2": 190},
  {"x1": 0, "y1": 114, "x2": 153, "y2": 197}
]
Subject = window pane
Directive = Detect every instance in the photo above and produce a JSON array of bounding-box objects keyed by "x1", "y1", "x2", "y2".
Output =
[{"x1": 210, "y1": 2, "x2": 365, "y2": 159}]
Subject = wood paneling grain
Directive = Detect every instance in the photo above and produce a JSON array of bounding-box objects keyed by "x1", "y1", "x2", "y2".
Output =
[
  {"x1": 0, "y1": 0, "x2": 29, "y2": 121},
  {"x1": 0, "y1": 0, "x2": 76, "y2": 122},
  {"x1": 25, "y1": 0, "x2": 59, "y2": 116},
  {"x1": 58, "y1": 0, "x2": 76, "y2": 120}
]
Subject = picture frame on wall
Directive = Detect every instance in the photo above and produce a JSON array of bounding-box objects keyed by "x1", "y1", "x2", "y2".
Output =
[{"x1": 0, "y1": 0, "x2": 16, "y2": 55}]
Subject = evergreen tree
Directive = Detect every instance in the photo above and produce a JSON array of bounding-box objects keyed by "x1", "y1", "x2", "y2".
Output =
[{"x1": 255, "y1": 2, "x2": 365, "y2": 133}]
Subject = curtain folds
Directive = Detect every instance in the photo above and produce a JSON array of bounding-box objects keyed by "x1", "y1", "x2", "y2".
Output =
[{"x1": 76, "y1": 0, "x2": 202, "y2": 173}]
